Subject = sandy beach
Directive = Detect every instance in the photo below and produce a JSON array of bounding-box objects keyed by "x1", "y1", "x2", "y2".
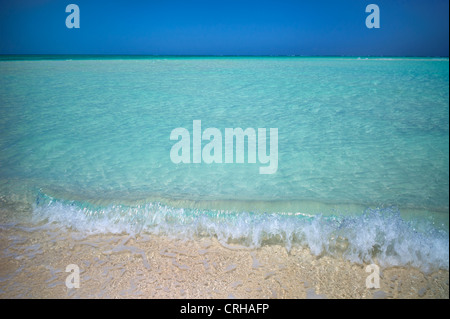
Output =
[{"x1": 1, "y1": 224, "x2": 448, "y2": 299}]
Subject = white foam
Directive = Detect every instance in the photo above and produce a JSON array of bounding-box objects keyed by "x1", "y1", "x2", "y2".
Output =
[{"x1": 32, "y1": 193, "x2": 449, "y2": 272}]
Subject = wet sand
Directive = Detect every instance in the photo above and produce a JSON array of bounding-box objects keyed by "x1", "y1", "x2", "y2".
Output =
[{"x1": 0, "y1": 225, "x2": 448, "y2": 299}]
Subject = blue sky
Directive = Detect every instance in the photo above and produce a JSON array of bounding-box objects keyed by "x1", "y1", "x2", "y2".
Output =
[{"x1": 0, "y1": 0, "x2": 448, "y2": 56}]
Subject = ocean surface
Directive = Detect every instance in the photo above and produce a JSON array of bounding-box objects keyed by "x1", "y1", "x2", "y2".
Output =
[{"x1": 0, "y1": 56, "x2": 448, "y2": 271}]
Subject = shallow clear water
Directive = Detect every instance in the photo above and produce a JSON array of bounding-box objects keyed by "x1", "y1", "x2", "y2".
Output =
[{"x1": 0, "y1": 56, "x2": 448, "y2": 270}]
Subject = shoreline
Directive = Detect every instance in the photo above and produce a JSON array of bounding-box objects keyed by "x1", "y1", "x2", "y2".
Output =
[{"x1": 0, "y1": 225, "x2": 448, "y2": 299}]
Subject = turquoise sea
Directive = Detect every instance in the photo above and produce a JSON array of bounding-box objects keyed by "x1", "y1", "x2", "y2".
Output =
[{"x1": 0, "y1": 56, "x2": 448, "y2": 271}]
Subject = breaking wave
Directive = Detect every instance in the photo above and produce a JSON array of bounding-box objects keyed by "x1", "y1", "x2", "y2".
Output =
[{"x1": 32, "y1": 192, "x2": 449, "y2": 272}]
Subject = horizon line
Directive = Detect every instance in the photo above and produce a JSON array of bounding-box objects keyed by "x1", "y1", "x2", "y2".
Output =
[{"x1": 1, "y1": 53, "x2": 449, "y2": 60}]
